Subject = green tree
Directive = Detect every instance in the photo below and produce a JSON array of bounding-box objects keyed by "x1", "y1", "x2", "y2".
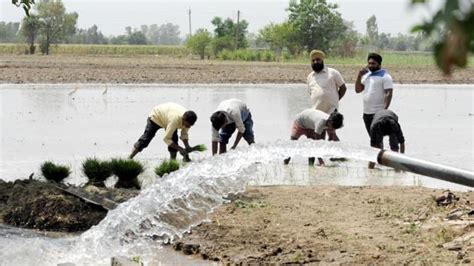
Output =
[
  {"x1": 186, "y1": 28, "x2": 212, "y2": 59},
  {"x1": 20, "y1": 15, "x2": 41, "y2": 54},
  {"x1": 411, "y1": 0, "x2": 474, "y2": 74},
  {"x1": 0, "y1": 22, "x2": 21, "y2": 43},
  {"x1": 258, "y1": 22, "x2": 299, "y2": 55},
  {"x1": 287, "y1": 0, "x2": 346, "y2": 52},
  {"x1": 211, "y1": 16, "x2": 248, "y2": 50},
  {"x1": 366, "y1": 15, "x2": 379, "y2": 47},
  {"x1": 333, "y1": 21, "x2": 360, "y2": 57},
  {"x1": 36, "y1": 0, "x2": 77, "y2": 55}
]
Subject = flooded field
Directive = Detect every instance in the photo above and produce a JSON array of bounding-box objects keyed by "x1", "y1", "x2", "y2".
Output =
[
  {"x1": 0, "y1": 83, "x2": 473, "y2": 265},
  {"x1": 1, "y1": 83, "x2": 472, "y2": 188}
]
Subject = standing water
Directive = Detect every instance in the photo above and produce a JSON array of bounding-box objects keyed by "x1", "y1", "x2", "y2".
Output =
[{"x1": 0, "y1": 84, "x2": 473, "y2": 264}]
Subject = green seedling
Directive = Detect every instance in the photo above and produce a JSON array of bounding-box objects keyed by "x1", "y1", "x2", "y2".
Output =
[
  {"x1": 110, "y1": 158, "x2": 144, "y2": 189},
  {"x1": 194, "y1": 144, "x2": 207, "y2": 152},
  {"x1": 41, "y1": 161, "x2": 71, "y2": 183},
  {"x1": 82, "y1": 158, "x2": 113, "y2": 187},
  {"x1": 155, "y1": 160, "x2": 180, "y2": 177}
]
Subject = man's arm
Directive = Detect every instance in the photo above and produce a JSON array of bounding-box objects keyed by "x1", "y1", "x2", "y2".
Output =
[
  {"x1": 384, "y1": 89, "x2": 393, "y2": 109},
  {"x1": 355, "y1": 68, "x2": 368, "y2": 93},
  {"x1": 231, "y1": 132, "x2": 244, "y2": 149},
  {"x1": 400, "y1": 142, "x2": 405, "y2": 154},
  {"x1": 338, "y1": 84, "x2": 347, "y2": 100}
]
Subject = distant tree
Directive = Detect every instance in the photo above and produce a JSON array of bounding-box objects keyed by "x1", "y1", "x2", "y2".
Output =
[
  {"x1": 210, "y1": 36, "x2": 234, "y2": 56},
  {"x1": 257, "y1": 21, "x2": 300, "y2": 55},
  {"x1": 377, "y1": 32, "x2": 391, "y2": 49},
  {"x1": 333, "y1": 20, "x2": 359, "y2": 57},
  {"x1": 20, "y1": 15, "x2": 40, "y2": 53},
  {"x1": 411, "y1": 0, "x2": 474, "y2": 74},
  {"x1": 0, "y1": 22, "x2": 21, "y2": 43},
  {"x1": 287, "y1": 0, "x2": 346, "y2": 52},
  {"x1": 186, "y1": 28, "x2": 212, "y2": 59},
  {"x1": 36, "y1": 0, "x2": 78, "y2": 55},
  {"x1": 211, "y1": 16, "x2": 248, "y2": 50},
  {"x1": 70, "y1": 24, "x2": 108, "y2": 44},
  {"x1": 156, "y1": 23, "x2": 181, "y2": 45},
  {"x1": 127, "y1": 30, "x2": 148, "y2": 45},
  {"x1": 366, "y1": 15, "x2": 379, "y2": 47}
]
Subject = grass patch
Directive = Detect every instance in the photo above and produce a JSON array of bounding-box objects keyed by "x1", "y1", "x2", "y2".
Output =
[
  {"x1": 110, "y1": 158, "x2": 144, "y2": 189},
  {"x1": 82, "y1": 158, "x2": 113, "y2": 187},
  {"x1": 40, "y1": 161, "x2": 71, "y2": 183},
  {"x1": 155, "y1": 159, "x2": 180, "y2": 177}
]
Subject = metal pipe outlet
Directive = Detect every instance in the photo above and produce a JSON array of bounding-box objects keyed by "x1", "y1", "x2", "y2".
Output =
[{"x1": 377, "y1": 150, "x2": 474, "y2": 187}]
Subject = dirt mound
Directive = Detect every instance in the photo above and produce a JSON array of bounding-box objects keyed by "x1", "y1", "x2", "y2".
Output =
[{"x1": 0, "y1": 180, "x2": 137, "y2": 232}]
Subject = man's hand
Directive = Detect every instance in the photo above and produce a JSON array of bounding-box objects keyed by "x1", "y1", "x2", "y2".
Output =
[
  {"x1": 230, "y1": 145, "x2": 237, "y2": 150},
  {"x1": 358, "y1": 67, "x2": 369, "y2": 77}
]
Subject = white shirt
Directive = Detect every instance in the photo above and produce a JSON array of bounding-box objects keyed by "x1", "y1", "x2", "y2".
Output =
[
  {"x1": 295, "y1": 109, "x2": 329, "y2": 135},
  {"x1": 306, "y1": 67, "x2": 345, "y2": 114},
  {"x1": 361, "y1": 69, "x2": 393, "y2": 114},
  {"x1": 212, "y1": 99, "x2": 249, "y2": 142}
]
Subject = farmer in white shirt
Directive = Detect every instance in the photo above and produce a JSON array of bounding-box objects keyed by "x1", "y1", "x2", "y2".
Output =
[
  {"x1": 355, "y1": 53, "x2": 395, "y2": 168},
  {"x1": 210, "y1": 98, "x2": 255, "y2": 155},
  {"x1": 283, "y1": 109, "x2": 344, "y2": 166},
  {"x1": 306, "y1": 50, "x2": 347, "y2": 141}
]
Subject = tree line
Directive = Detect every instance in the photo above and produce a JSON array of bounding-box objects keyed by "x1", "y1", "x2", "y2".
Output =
[{"x1": 3, "y1": 0, "x2": 183, "y2": 54}]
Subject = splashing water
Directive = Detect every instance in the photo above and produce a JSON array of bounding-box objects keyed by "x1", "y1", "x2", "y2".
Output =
[{"x1": 0, "y1": 140, "x2": 378, "y2": 265}]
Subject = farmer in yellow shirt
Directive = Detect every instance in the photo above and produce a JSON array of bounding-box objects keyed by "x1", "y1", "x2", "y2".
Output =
[{"x1": 129, "y1": 103, "x2": 198, "y2": 162}]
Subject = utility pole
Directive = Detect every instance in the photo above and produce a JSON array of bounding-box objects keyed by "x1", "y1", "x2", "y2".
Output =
[
  {"x1": 188, "y1": 8, "x2": 192, "y2": 37},
  {"x1": 235, "y1": 10, "x2": 240, "y2": 49}
]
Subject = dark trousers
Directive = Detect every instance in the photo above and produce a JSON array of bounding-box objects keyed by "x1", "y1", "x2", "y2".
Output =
[
  {"x1": 363, "y1": 113, "x2": 399, "y2": 151},
  {"x1": 134, "y1": 118, "x2": 178, "y2": 152}
]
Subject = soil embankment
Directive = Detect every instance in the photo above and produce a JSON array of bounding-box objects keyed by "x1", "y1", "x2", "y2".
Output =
[{"x1": 0, "y1": 179, "x2": 137, "y2": 232}]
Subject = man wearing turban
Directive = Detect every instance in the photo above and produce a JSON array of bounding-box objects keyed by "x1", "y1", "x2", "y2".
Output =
[{"x1": 306, "y1": 50, "x2": 347, "y2": 141}]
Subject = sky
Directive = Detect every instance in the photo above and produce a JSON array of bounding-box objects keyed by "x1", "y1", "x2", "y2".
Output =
[{"x1": 1, "y1": 0, "x2": 444, "y2": 37}]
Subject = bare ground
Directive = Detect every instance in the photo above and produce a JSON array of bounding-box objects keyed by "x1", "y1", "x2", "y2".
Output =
[
  {"x1": 174, "y1": 186, "x2": 474, "y2": 264},
  {"x1": 1, "y1": 54, "x2": 474, "y2": 84}
]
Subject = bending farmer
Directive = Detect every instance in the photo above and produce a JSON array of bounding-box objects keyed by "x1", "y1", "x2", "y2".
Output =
[
  {"x1": 129, "y1": 103, "x2": 198, "y2": 162},
  {"x1": 210, "y1": 98, "x2": 255, "y2": 155},
  {"x1": 284, "y1": 109, "x2": 344, "y2": 166}
]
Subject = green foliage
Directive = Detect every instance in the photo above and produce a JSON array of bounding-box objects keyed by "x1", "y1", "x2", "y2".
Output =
[
  {"x1": 257, "y1": 21, "x2": 300, "y2": 55},
  {"x1": 155, "y1": 160, "x2": 180, "y2": 177},
  {"x1": 287, "y1": 0, "x2": 346, "y2": 52},
  {"x1": 211, "y1": 16, "x2": 248, "y2": 49},
  {"x1": 0, "y1": 22, "x2": 21, "y2": 43},
  {"x1": 194, "y1": 144, "x2": 207, "y2": 152},
  {"x1": 366, "y1": 15, "x2": 379, "y2": 46},
  {"x1": 411, "y1": 0, "x2": 474, "y2": 74},
  {"x1": 218, "y1": 49, "x2": 276, "y2": 62},
  {"x1": 36, "y1": 0, "x2": 78, "y2": 55},
  {"x1": 82, "y1": 158, "x2": 113, "y2": 187},
  {"x1": 12, "y1": 0, "x2": 35, "y2": 16},
  {"x1": 20, "y1": 15, "x2": 41, "y2": 54},
  {"x1": 0, "y1": 43, "x2": 188, "y2": 55},
  {"x1": 40, "y1": 161, "x2": 71, "y2": 183},
  {"x1": 186, "y1": 28, "x2": 212, "y2": 59},
  {"x1": 111, "y1": 158, "x2": 144, "y2": 189},
  {"x1": 211, "y1": 36, "x2": 234, "y2": 57}
]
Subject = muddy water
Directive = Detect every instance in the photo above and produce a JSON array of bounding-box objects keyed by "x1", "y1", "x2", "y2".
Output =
[{"x1": 1, "y1": 83, "x2": 472, "y2": 188}]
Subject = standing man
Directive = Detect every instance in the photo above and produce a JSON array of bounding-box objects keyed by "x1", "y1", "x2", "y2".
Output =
[
  {"x1": 210, "y1": 98, "x2": 255, "y2": 155},
  {"x1": 306, "y1": 50, "x2": 347, "y2": 141},
  {"x1": 355, "y1": 53, "x2": 394, "y2": 167},
  {"x1": 129, "y1": 102, "x2": 198, "y2": 162},
  {"x1": 368, "y1": 109, "x2": 406, "y2": 169},
  {"x1": 284, "y1": 109, "x2": 344, "y2": 166}
]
